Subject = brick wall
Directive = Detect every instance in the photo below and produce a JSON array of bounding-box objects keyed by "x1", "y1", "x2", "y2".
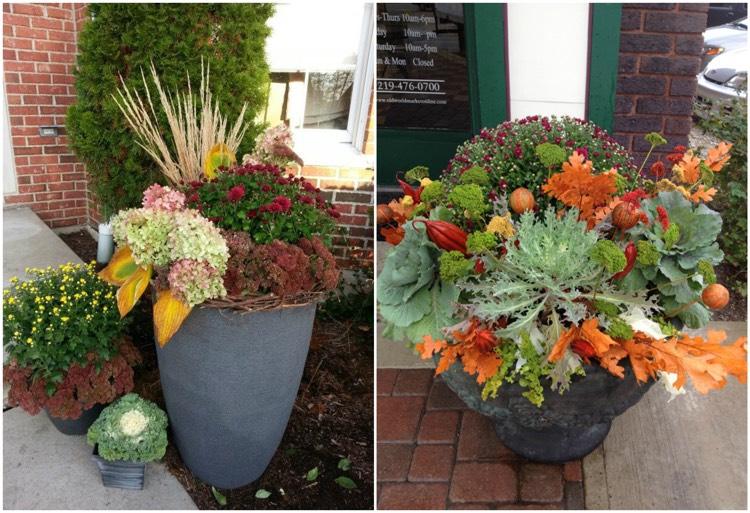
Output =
[
  {"x1": 3, "y1": 2, "x2": 88, "y2": 228},
  {"x1": 613, "y1": 3, "x2": 708, "y2": 167},
  {"x1": 3, "y1": 3, "x2": 375, "y2": 269}
]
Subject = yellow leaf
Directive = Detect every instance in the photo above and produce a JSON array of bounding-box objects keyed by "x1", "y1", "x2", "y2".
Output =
[
  {"x1": 153, "y1": 289, "x2": 192, "y2": 347},
  {"x1": 98, "y1": 246, "x2": 139, "y2": 286},
  {"x1": 116, "y1": 264, "x2": 152, "y2": 318},
  {"x1": 204, "y1": 142, "x2": 236, "y2": 180}
]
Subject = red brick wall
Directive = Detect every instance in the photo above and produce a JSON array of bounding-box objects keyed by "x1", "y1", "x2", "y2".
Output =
[
  {"x1": 613, "y1": 3, "x2": 708, "y2": 167},
  {"x1": 3, "y1": 2, "x2": 375, "y2": 269},
  {"x1": 3, "y1": 2, "x2": 88, "y2": 228}
]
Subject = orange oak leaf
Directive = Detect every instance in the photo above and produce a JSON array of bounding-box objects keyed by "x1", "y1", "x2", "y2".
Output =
[
  {"x1": 460, "y1": 345, "x2": 502, "y2": 384},
  {"x1": 689, "y1": 185, "x2": 717, "y2": 203},
  {"x1": 436, "y1": 345, "x2": 460, "y2": 375},
  {"x1": 673, "y1": 150, "x2": 701, "y2": 184},
  {"x1": 416, "y1": 334, "x2": 447, "y2": 360},
  {"x1": 542, "y1": 152, "x2": 617, "y2": 224},
  {"x1": 705, "y1": 142, "x2": 732, "y2": 172}
]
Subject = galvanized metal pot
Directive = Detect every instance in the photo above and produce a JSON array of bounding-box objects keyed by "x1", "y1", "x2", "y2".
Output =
[
  {"x1": 92, "y1": 445, "x2": 146, "y2": 490},
  {"x1": 155, "y1": 303, "x2": 316, "y2": 489},
  {"x1": 438, "y1": 359, "x2": 654, "y2": 462}
]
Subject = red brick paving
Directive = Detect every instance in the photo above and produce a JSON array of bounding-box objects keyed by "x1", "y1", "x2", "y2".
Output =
[{"x1": 378, "y1": 369, "x2": 585, "y2": 510}]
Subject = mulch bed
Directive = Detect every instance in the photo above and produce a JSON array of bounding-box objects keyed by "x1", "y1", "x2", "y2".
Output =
[{"x1": 59, "y1": 230, "x2": 374, "y2": 509}]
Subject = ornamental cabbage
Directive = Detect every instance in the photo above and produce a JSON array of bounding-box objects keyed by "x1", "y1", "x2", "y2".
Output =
[{"x1": 87, "y1": 394, "x2": 168, "y2": 463}]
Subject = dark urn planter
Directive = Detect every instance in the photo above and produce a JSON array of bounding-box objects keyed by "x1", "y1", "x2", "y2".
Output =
[
  {"x1": 91, "y1": 445, "x2": 146, "y2": 490},
  {"x1": 155, "y1": 303, "x2": 317, "y2": 489},
  {"x1": 438, "y1": 358, "x2": 654, "y2": 462},
  {"x1": 45, "y1": 403, "x2": 104, "y2": 436}
]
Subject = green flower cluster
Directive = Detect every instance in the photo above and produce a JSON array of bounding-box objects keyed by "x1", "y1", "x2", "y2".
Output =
[
  {"x1": 590, "y1": 240, "x2": 626, "y2": 274},
  {"x1": 458, "y1": 166, "x2": 490, "y2": 187},
  {"x1": 593, "y1": 299, "x2": 620, "y2": 317},
  {"x1": 663, "y1": 224, "x2": 680, "y2": 250},
  {"x1": 88, "y1": 394, "x2": 168, "y2": 463},
  {"x1": 448, "y1": 184, "x2": 487, "y2": 218},
  {"x1": 534, "y1": 143, "x2": 567, "y2": 168},
  {"x1": 697, "y1": 260, "x2": 717, "y2": 285},
  {"x1": 439, "y1": 251, "x2": 473, "y2": 282},
  {"x1": 636, "y1": 240, "x2": 660, "y2": 266},
  {"x1": 466, "y1": 232, "x2": 497, "y2": 254},
  {"x1": 404, "y1": 165, "x2": 429, "y2": 183},
  {"x1": 606, "y1": 318, "x2": 634, "y2": 341},
  {"x1": 421, "y1": 180, "x2": 445, "y2": 204}
]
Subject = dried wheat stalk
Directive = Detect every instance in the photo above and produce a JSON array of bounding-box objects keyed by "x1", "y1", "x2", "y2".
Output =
[{"x1": 112, "y1": 60, "x2": 249, "y2": 184}]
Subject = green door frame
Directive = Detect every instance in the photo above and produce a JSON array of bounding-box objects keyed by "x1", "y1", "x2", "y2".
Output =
[
  {"x1": 377, "y1": 3, "x2": 508, "y2": 189},
  {"x1": 377, "y1": 3, "x2": 623, "y2": 190},
  {"x1": 587, "y1": 3, "x2": 623, "y2": 132}
]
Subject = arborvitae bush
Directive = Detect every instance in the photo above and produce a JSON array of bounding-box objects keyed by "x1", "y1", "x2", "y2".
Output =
[{"x1": 67, "y1": 3, "x2": 273, "y2": 218}]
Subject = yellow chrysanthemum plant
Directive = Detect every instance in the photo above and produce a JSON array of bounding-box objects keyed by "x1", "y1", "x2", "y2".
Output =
[{"x1": 3, "y1": 263, "x2": 141, "y2": 419}]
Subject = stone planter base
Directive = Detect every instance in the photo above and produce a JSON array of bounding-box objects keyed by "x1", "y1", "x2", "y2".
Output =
[
  {"x1": 46, "y1": 403, "x2": 104, "y2": 436},
  {"x1": 92, "y1": 446, "x2": 146, "y2": 490},
  {"x1": 438, "y1": 358, "x2": 654, "y2": 462}
]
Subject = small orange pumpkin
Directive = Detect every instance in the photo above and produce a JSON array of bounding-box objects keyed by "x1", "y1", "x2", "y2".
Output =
[
  {"x1": 509, "y1": 187, "x2": 536, "y2": 214},
  {"x1": 702, "y1": 283, "x2": 729, "y2": 310},
  {"x1": 612, "y1": 202, "x2": 642, "y2": 230}
]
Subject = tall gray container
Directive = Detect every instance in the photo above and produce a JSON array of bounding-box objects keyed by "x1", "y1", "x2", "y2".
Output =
[{"x1": 155, "y1": 303, "x2": 316, "y2": 489}]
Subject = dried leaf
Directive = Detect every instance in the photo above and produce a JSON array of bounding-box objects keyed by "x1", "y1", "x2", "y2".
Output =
[
  {"x1": 153, "y1": 289, "x2": 192, "y2": 347},
  {"x1": 98, "y1": 246, "x2": 139, "y2": 286},
  {"x1": 115, "y1": 264, "x2": 152, "y2": 318}
]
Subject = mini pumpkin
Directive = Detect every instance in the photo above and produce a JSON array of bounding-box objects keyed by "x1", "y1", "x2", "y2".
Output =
[
  {"x1": 509, "y1": 188, "x2": 535, "y2": 214},
  {"x1": 612, "y1": 202, "x2": 642, "y2": 230},
  {"x1": 702, "y1": 283, "x2": 729, "y2": 310}
]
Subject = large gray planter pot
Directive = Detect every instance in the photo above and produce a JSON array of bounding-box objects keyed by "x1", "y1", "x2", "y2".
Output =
[
  {"x1": 155, "y1": 303, "x2": 317, "y2": 489},
  {"x1": 438, "y1": 358, "x2": 654, "y2": 462}
]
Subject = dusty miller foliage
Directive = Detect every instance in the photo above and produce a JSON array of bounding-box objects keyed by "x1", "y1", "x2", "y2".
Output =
[{"x1": 460, "y1": 209, "x2": 648, "y2": 337}]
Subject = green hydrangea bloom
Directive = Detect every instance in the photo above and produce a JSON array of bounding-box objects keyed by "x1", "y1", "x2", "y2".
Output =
[
  {"x1": 404, "y1": 165, "x2": 429, "y2": 183},
  {"x1": 607, "y1": 318, "x2": 634, "y2": 341},
  {"x1": 663, "y1": 223, "x2": 680, "y2": 250},
  {"x1": 535, "y1": 143, "x2": 567, "y2": 168},
  {"x1": 593, "y1": 299, "x2": 620, "y2": 317},
  {"x1": 697, "y1": 259, "x2": 717, "y2": 285},
  {"x1": 636, "y1": 240, "x2": 660, "y2": 266},
  {"x1": 439, "y1": 251, "x2": 473, "y2": 283},
  {"x1": 645, "y1": 132, "x2": 667, "y2": 147},
  {"x1": 421, "y1": 180, "x2": 444, "y2": 203},
  {"x1": 466, "y1": 231, "x2": 498, "y2": 254},
  {"x1": 458, "y1": 166, "x2": 490, "y2": 186},
  {"x1": 448, "y1": 184, "x2": 488, "y2": 218},
  {"x1": 590, "y1": 240, "x2": 627, "y2": 274}
]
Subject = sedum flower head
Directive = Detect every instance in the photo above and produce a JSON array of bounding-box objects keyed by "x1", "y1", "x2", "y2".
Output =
[
  {"x1": 438, "y1": 250, "x2": 473, "y2": 283},
  {"x1": 636, "y1": 240, "x2": 660, "y2": 266},
  {"x1": 486, "y1": 213, "x2": 515, "y2": 239},
  {"x1": 421, "y1": 180, "x2": 444, "y2": 203},
  {"x1": 535, "y1": 142, "x2": 567, "y2": 168},
  {"x1": 696, "y1": 259, "x2": 716, "y2": 285},
  {"x1": 466, "y1": 231, "x2": 498, "y2": 254},
  {"x1": 589, "y1": 240, "x2": 626, "y2": 274},
  {"x1": 458, "y1": 166, "x2": 490, "y2": 187},
  {"x1": 663, "y1": 223, "x2": 680, "y2": 250},
  {"x1": 448, "y1": 184, "x2": 488, "y2": 218}
]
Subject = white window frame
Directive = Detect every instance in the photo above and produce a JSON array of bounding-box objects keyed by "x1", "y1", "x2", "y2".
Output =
[
  {"x1": 282, "y1": 3, "x2": 373, "y2": 156},
  {"x1": 3, "y1": 78, "x2": 18, "y2": 196}
]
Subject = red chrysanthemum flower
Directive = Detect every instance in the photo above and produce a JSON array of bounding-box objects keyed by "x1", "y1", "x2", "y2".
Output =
[
  {"x1": 620, "y1": 188, "x2": 649, "y2": 207},
  {"x1": 226, "y1": 185, "x2": 245, "y2": 203},
  {"x1": 650, "y1": 160, "x2": 666, "y2": 179}
]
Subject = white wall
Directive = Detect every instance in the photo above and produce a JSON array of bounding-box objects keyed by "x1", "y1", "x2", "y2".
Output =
[{"x1": 507, "y1": 3, "x2": 590, "y2": 120}]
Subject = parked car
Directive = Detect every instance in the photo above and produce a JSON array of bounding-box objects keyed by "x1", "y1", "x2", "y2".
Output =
[
  {"x1": 696, "y1": 47, "x2": 747, "y2": 102},
  {"x1": 701, "y1": 17, "x2": 747, "y2": 68},
  {"x1": 707, "y1": 3, "x2": 747, "y2": 28}
]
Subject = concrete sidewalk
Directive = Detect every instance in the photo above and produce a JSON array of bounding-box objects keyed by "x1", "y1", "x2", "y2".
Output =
[
  {"x1": 584, "y1": 321, "x2": 747, "y2": 510},
  {"x1": 3, "y1": 207, "x2": 196, "y2": 509}
]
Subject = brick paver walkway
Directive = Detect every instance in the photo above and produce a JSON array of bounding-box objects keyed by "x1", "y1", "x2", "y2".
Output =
[{"x1": 377, "y1": 369, "x2": 585, "y2": 510}]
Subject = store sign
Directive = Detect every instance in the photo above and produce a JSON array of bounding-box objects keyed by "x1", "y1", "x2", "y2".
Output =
[{"x1": 376, "y1": 3, "x2": 470, "y2": 131}]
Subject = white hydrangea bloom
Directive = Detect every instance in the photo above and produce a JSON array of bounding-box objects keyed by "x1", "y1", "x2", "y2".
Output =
[{"x1": 119, "y1": 409, "x2": 149, "y2": 436}]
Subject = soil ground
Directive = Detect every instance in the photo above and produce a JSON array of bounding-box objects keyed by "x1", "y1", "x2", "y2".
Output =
[{"x1": 59, "y1": 230, "x2": 374, "y2": 509}]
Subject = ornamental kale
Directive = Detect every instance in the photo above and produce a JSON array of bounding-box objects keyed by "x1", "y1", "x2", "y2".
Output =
[
  {"x1": 623, "y1": 191, "x2": 723, "y2": 328},
  {"x1": 378, "y1": 223, "x2": 459, "y2": 345},
  {"x1": 88, "y1": 394, "x2": 168, "y2": 463}
]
